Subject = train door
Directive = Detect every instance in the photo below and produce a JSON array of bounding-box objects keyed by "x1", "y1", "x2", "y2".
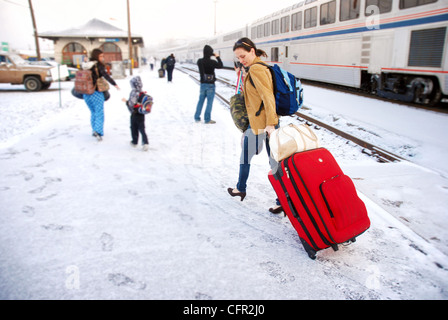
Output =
[
  {"x1": 271, "y1": 47, "x2": 279, "y2": 63},
  {"x1": 271, "y1": 46, "x2": 290, "y2": 66},
  {"x1": 283, "y1": 45, "x2": 290, "y2": 67}
]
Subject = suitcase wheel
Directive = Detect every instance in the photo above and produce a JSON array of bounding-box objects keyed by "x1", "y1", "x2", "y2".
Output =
[
  {"x1": 300, "y1": 238, "x2": 317, "y2": 260},
  {"x1": 307, "y1": 250, "x2": 316, "y2": 260},
  {"x1": 342, "y1": 238, "x2": 357, "y2": 246}
]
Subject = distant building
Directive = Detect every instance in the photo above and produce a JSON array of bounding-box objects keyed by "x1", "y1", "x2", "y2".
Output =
[{"x1": 39, "y1": 18, "x2": 144, "y2": 68}]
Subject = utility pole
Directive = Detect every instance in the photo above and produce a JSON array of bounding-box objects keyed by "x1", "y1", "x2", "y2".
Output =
[
  {"x1": 28, "y1": 0, "x2": 41, "y2": 60},
  {"x1": 214, "y1": 0, "x2": 218, "y2": 35},
  {"x1": 127, "y1": 0, "x2": 133, "y2": 75}
]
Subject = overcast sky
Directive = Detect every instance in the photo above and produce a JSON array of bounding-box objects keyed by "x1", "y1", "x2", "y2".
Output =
[{"x1": 0, "y1": 0, "x2": 299, "y2": 52}]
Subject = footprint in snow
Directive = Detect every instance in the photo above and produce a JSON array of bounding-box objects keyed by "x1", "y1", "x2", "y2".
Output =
[
  {"x1": 22, "y1": 206, "x2": 35, "y2": 217},
  {"x1": 100, "y1": 233, "x2": 114, "y2": 252},
  {"x1": 41, "y1": 224, "x2": 73, "y2": 232},
  {"x1": 259, "y1": 261, "x2": 295, "y2": 284},
  {"x1": 108, "y1": 273, "x2": 146, "y2": 290}
]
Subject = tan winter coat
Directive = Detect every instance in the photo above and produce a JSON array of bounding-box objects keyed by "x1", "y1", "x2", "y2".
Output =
[{"x1": 243, "y1": 57, "x2": 279, "y2": 135}]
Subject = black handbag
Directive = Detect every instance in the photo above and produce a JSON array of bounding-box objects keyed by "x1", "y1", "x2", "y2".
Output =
[
  {"x1": 203, "y1": 73, "x2": 215, "y2": 83},
  {"x1": 200, "y1": 59, "x2": 216, "y2": 84},
  {"x1": 71, "y1": 87, "x2": 84, "y2": 99}
]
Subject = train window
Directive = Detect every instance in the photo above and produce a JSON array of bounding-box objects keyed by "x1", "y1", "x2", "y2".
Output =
[
  {"x1": 257, "y1": 25, "x2": 264, "y2": 38},
  {"x1": 304, "y1": 6, "x2": 317, "y2": 28},
  {"x1": 399, "y1": 0, "x2": 437, "y2": 9},
  {"x1": 223, "y1": 31, "x2": 243, "y2": 42},
  {"x1": 292, "y1": 11, "x2": 303, "y2": 31},
  {"x1": 320, "y1": 1, "x2": 336, "y2": 25},
  {"x1": 264, "y1": 22, "x2": 271, "y2": 37},
  {"x1": 281, "y1": 15, "x2": 291, "y2": 33},
  {"x1": 340, "y1": 0, "x2": 360, "y2": 21},
  {"x1": 272, "y1": 19, "x2": 280, "y2": 35},
  {"x1": 251, "y1": 26, "x2": 257, "y2": 39},
  {"x1": 365, "y1": 0, "x2": 392, "y2": 15}
]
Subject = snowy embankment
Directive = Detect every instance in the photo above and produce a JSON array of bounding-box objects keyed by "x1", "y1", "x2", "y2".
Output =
[{"x1": 0, "y1": 66, "x2": 447, "y2": 300}]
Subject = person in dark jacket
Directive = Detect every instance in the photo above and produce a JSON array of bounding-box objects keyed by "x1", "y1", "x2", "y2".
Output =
[
  {"x1": 194, "y1": 45, "x2": 223, "y2": 124},
  {"x1": 82, "y1": 48, "x2": 120, "y2": 140},
  {"x1": 165, "y1": 54, "x2": 176, "y2": 82},
  {"x1": 122, "y1": 76, "x2": 149, "y2": 151}
]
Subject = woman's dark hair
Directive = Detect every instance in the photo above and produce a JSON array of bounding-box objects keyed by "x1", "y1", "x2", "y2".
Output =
[
  {"x1": 90, "y1": 49, "x2": 104, "y2": 64},
  {"x1": 233, "y1": 37, "x2": 267, "y2": 58}
]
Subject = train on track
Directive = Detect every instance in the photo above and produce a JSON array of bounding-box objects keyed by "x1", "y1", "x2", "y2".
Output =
[{"x1": 158, "y1": 0, "x2": 448, "y2": 106}]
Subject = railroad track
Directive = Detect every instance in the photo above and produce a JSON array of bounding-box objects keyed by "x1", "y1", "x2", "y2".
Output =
[{"x1": 178, "y1": 66, "x2": 406, "y2": 164}]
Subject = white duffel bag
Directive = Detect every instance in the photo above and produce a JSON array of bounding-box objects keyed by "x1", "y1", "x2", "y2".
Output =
[{"x1": 269, "y1": 123, "x2": 320, "y2": 162}]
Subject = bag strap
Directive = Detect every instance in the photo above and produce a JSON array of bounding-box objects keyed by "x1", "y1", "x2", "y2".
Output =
[
  {"x1": 248, "y1": 73, "x2": 264, "y2": 116},
  {"x1": 248, "y1": 62, "x2": 271, "y2": 117},
  {"x1": 295, "y1": 124, "x2": 319, "y2": 145},
  {"x1": 93, "y1": 65, "x2": 100, "y2": 90},
  {"x1": 134, "y1": 91, "x2": 145, "y2": 107},
  {"x1": 235, "y1": 68, "x2": 243, "y2": 94}
]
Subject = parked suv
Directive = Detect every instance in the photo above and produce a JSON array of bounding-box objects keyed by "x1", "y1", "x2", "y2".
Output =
[{"x1": 0, "y1": 53, "x2": 53, "y2": 91}]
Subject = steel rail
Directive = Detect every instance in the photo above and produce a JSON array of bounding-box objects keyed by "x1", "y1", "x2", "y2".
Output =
[{"x1": 178, "y1": 66, "x2": 405, "y2": 163}]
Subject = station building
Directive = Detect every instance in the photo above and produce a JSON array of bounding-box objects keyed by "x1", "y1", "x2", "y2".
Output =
[{"x1": 39, "y1": 18, "x2": 144, "y2": 68}]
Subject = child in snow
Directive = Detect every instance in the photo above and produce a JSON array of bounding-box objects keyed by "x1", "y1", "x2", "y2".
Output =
[{"x1": 122, "y1": 76, "x2": 149, "y2": 151}]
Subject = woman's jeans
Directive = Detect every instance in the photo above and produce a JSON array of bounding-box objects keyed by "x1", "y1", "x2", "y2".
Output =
[
  {"x1": 194, "y1": 83, "x2": 215, "y2": 123},
  {"x1": 237, "y1": 126, "x2": 279, "y2": 194}
]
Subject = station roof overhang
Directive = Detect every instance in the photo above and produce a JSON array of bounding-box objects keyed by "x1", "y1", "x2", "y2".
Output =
[{"x1": 39, "y1": 18, "x2": 144, "y2": 47}]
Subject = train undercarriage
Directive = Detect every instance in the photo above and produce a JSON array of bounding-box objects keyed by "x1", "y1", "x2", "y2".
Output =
[{"x1": 367, "y1": 71, "x2": 443, "y2": 107}]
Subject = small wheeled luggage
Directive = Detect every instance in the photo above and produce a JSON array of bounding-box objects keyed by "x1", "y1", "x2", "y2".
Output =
[
  {"x1": 158, "y1": 69, "x2": 165, "y2": 78},
  {"x1": 268, "y1": 148, "x2": 370, "y2": 259}
]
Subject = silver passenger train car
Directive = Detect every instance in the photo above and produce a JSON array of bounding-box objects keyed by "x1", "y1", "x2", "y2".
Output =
[{"x1": 159, "y1": 0, "x2": 448, "y2": 106}]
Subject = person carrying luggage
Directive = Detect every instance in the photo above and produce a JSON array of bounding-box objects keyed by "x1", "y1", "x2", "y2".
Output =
[
  {"x1": 82, "y1": 48, "x2": 120, "y2": 141},
  {"x1": 227, "y1": 37, "x2": 282, "y2": 214},
  {"x1": 165, "y1": 54, "x2": 176, "y2": 82}
]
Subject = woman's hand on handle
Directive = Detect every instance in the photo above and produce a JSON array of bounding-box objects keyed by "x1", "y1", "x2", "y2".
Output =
[{"x1": 265, "y1": 125, "x2": 276, "y2": 137}]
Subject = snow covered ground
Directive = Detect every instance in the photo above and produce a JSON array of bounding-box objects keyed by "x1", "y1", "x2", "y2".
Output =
[{"x1": 0, "y1": 65, "x2": 447, "y2": 300}]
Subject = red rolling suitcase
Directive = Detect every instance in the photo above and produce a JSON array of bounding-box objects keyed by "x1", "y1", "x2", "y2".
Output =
[{"x1": 268, "y1": 148, "x2": 370, "y2": 259}]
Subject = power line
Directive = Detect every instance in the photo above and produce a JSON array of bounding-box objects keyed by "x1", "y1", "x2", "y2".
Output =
[{"x1": 2, "y1": 0, "x2": 29, "y2": 8}]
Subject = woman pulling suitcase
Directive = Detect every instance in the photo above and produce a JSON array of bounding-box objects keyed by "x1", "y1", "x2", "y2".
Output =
[{"x1": 227, "y1": 38, "x2": 282, "y2": 214}]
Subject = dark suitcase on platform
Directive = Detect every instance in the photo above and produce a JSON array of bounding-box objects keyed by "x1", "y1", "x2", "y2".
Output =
[{"x1": 268, "y1": 148, "x2": 370, "y2": 259}]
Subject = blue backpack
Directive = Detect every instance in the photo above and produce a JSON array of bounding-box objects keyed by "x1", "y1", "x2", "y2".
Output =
[
  {"x1": 249, "y1": 62, "x2": 303, "y2": 117},
  {"x1": 135, "y1": 92, "x2": 153, "y2": 114}
]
